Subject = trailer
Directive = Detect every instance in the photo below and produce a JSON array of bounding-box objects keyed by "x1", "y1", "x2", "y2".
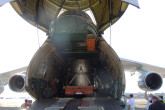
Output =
[{"x1": 65, "y1": 86, "x2": 94, "y2": 95}]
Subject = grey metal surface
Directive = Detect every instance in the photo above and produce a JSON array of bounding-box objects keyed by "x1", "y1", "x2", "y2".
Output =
[
  {"x1": 27, "y1": 97, "x2": 123, "y2": 110},
  {"x1": 121, "y1": 0, "x2": 139, "y2": 8},
  {"x1": 120, "y1": 58, "x2": 165, "y2": 77},
  {"x1": 0, "y1": 107, "x2": 20, "y2": 110}
]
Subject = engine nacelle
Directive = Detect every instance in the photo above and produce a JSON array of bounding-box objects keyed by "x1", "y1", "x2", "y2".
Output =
[
  {"x1": 0, "y1": 82, "x2": 4, "y2": 94},
  {"x1": 9, "y1": 74, "x2": 25, "y2": 92},
  {"x1": 138, "y1": 71, "x2": 163, "y2": 91}
]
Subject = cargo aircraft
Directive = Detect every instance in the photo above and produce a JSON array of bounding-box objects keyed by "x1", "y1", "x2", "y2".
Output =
[{"x1": 0, "y1": 0, "x2": 165, "y2": 109}]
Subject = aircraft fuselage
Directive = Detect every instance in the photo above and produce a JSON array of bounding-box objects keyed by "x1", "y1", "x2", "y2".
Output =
[{"x1": 25, "y1": 10, "x2": 125, "y2": 100}]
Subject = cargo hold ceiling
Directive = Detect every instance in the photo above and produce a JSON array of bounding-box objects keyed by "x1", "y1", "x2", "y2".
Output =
[{"x1": 10, "y1": 0, "x2": 129, "y2": 34}]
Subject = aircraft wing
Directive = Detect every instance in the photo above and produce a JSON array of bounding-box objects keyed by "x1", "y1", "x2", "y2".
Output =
[
  {"x1": 120, "y1": 58, "x2": 165, "y2": 77},
  {"x1": 0, "y1": 66, "x2": 27, "y2": 86}
]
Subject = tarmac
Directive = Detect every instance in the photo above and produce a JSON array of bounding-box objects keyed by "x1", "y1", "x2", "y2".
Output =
[{"x1": 0, "y1": 97, "x2": 147, "y2": 110}]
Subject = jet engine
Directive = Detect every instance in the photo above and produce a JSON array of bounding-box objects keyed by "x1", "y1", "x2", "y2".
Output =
[
  {"x1": 138, "y1": 71, "x2": 163, "y2": 91},
  {"x1": 9, "y1": 74, "x2": 25, "y2": 92}
]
